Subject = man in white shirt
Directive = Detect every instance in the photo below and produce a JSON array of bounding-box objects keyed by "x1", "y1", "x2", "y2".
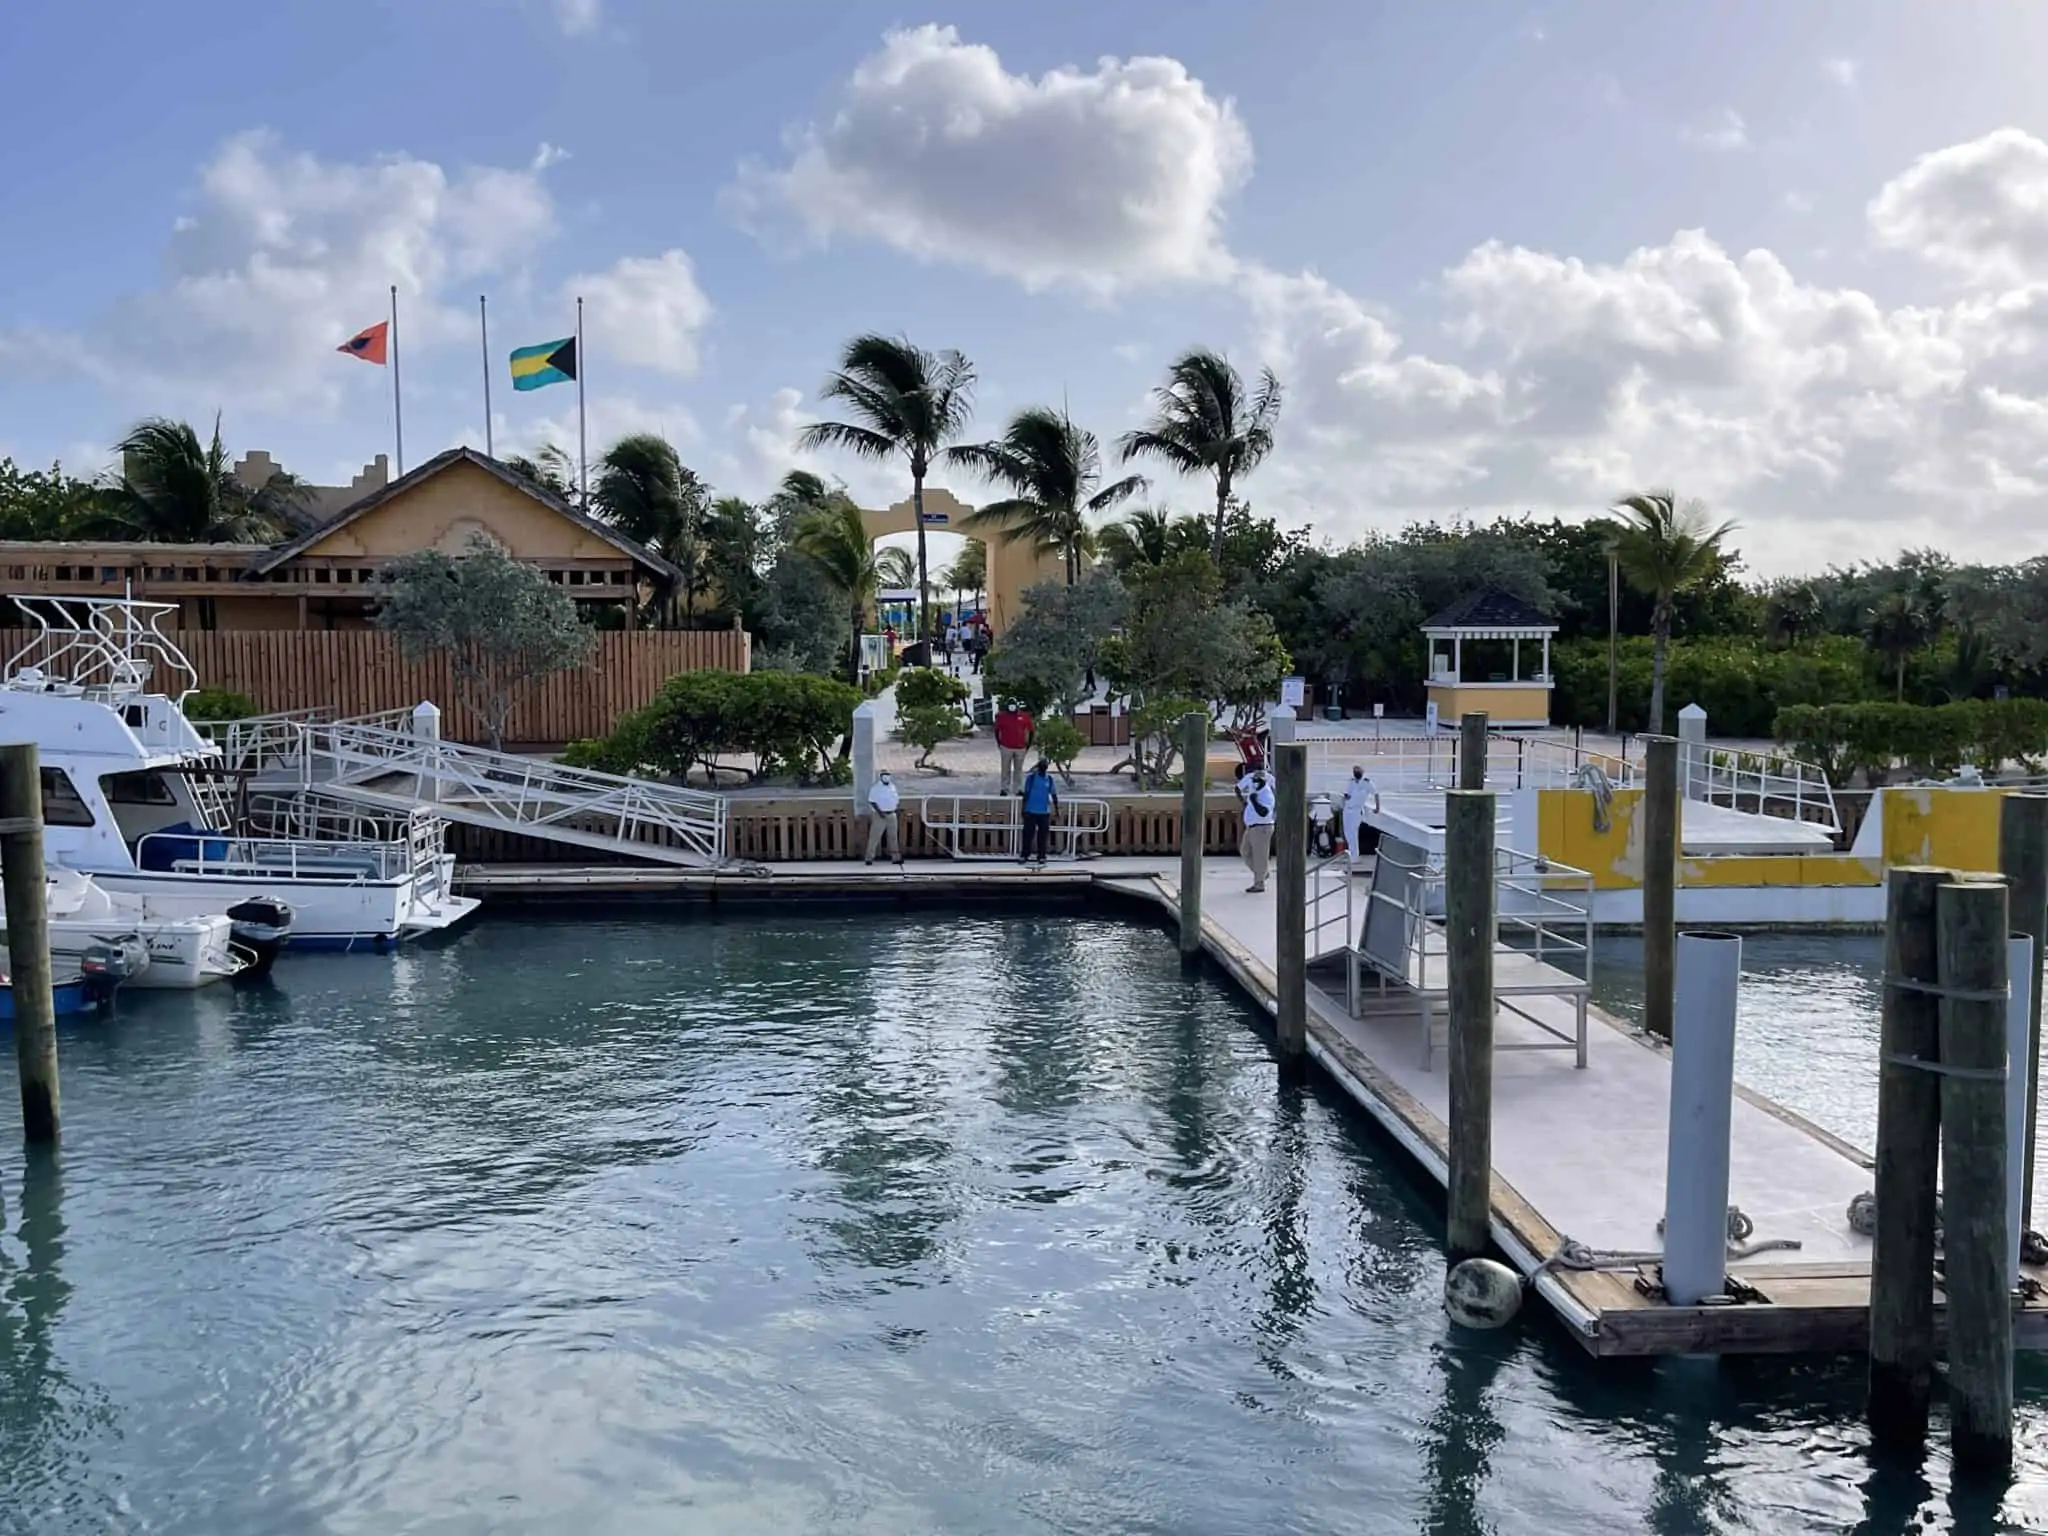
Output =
[
  {"x1": 864, "y1": 770, "x2": 903, "y2": 866},
  {"x1": 1239, "y1": 768, "x2": 1276, "y2": 892},
  {"x1": 1341, "y1": 765, "x2": 1380, "y2": 865}
]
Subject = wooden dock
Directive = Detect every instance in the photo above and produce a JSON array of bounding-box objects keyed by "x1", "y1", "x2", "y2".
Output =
[{"x1": 457, "y1": 855, "x2": 2048, "y2": 1356}]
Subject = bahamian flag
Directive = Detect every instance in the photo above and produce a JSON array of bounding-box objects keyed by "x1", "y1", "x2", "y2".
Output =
[{"x1": 510, "y1": 336, "x2": 577, "y2": 392}]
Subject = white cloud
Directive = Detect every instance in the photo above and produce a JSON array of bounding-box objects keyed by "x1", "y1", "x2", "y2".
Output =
[
  {"x1": 566, "y1": 250, "x2": 712, "y2": 378},
  {"x1": 726, "y1": 24, "x2": 1251, "y2": 295},
  {"x1": 1822, "y1": 57, "x2": 1859, "y2": 88},
  {"x1": 1681, "y1": 108, "x2": 1750, "y2": 153},
  {"x1": 553, "y1": 0, "x2": 600, "y2": 37},
  {"x1": 1869, "y1": 128, "x2": 2048, "y2": 286},
  {"x1": 4, "y1": 129, "x2": 560, "y2": 413},
  {"x1": 531, "y1": 141, "x2": 572, "y2": 172}
]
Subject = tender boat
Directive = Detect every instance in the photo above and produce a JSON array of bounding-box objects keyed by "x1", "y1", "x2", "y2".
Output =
[
  {"x1": 0, "y1": 597, "x2": 479, "y2": 950},
  {"x1": 34, "y1": 866, "x2": 253, "y2": 988},
  {"x1": 0, "y1": 940, "x2": 142, "y2": 1019}
]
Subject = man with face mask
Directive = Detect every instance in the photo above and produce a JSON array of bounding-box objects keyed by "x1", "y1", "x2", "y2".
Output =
[
  {"x1": 864, "y1": 769, "x2": 903, "y2": 866},
  {"x1": 1240, "y1": 767, "x2": 1276, "y2": 893},
  {"x1": 1341, "y1": 764, "x2": 1380, "y2": 865}
]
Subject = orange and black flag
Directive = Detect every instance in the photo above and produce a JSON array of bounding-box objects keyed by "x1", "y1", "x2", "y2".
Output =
[{"x1": 337, "y1": 321, "x2": 388, "y2": 365}]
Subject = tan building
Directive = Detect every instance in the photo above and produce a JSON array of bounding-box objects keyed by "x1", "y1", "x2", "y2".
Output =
[
  {"x1": 1422, "y1": 588, "x2": 1559, "y2": 729},
  {"x1": 0, "y1": 447, "x2": 678, "y2": 630},
  {"x1": 858, "y1": 486, "x2": 1062, "y2": 635}
]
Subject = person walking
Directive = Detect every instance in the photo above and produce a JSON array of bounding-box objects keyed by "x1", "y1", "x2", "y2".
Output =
[
  {"x1": 1239, "y1": 766, "x2": 1276, "y2": 893},
  {"x1": 864, "y1": 769, "x2": 903, "y2": 866},
  {"x1": 1341, "y1": 764, "x2": 1380, "y2": 866},
  {"x1": 1020, "y1": 756, "x2": 1058, "y2": 866},
  {"x1": 994, "y1": 698, "x2": 1034, "y2": 795}
]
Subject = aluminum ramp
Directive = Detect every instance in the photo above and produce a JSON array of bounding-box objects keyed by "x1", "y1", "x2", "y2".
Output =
[{"x1": 227, "y1": 710, "x2": 731, "y2": 869}]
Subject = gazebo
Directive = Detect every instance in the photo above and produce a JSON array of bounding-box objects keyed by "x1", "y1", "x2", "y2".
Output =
[{"x1": 1421, "y1": 588, "x2": 1560, "y2": 729}]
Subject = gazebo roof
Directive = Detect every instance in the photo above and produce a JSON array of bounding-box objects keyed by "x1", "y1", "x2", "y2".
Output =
[{"x1": 1421, "y1": 587, "x2": 1557, "y2": 635}]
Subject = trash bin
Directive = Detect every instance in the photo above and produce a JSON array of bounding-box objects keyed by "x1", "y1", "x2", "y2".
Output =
[
  {"x1": 1090, "y1": 704, "x2": 1113, "y2": 746},
  {"x1": 1324, "y1": 704, "x2": 1342, "y2": 721}
]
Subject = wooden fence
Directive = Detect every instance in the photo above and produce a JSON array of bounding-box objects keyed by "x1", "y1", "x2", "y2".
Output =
[
  {"x1": 448, "y1": 792, "x2": 1248, "y2": 865},
  {"x1": 0, "y1": 627, "x2": 750, "y2": 746}
]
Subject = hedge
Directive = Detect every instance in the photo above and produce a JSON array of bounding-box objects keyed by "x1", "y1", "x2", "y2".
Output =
[
  {"x1": 1773, "y1": 699, "x2": 2048, "y2": 785},
  {"x1": 562, "y1": 670, "x2": 859, "y2": 785},
  {"x1": 1551, "y1": 636, "x2": 1878, "y2": 737}
]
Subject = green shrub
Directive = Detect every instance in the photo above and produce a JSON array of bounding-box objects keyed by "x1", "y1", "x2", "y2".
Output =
[
  {"x1": 1128, "y1": 694, "x2": 1207, "y2": 788},
  {"x1": 894, "y1": 666, "x2": 969, "y2": 713},
  {"x1": 1033, "y1": 715, "x2": 1085, "y2": 780},
  {"x1": 1553, "y1": 636, "x2": 1876, "y2": 736},
  {"x1": 1773, "y1": 698, "x2": 2048, "y2": 785},
  {"x1": 563, "y1": 669, "x2": 860, "y2": 786},
  {"x1": 862, "y1": 664, "x2": 900, "y2": 699},
  {"x1": 185, "y1": 687, "x2": 260, "y2": 722}
]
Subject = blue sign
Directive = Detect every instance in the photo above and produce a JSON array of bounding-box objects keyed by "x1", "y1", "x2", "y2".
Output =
[{"x1": 919, "y1": 511, "x2": 949, "y2": 526}]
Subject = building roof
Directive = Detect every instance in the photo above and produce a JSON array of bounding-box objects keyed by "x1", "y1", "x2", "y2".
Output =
[
  {"x1": 245, "y1": 446, "x2": 682, "y2": 582},
  {"x1": 1420, "y1": 587, "x2": 1557, "y2": 633}
]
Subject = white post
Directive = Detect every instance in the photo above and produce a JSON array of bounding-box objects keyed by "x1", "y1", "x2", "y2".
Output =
[
  {"x1": 2010, "y1": 933, "x2": 2035, "y2": 1286},
  {"x1": 1512, "y1": 636, "x2": 1520, "y2": 682},
  {"x1": 412, "y1": 700, "x2": 442, "y2": 804},
  {"x1": 1663, "y1": 930, "x2": 1742, "y2": 1305},
  {"x1": 1677, "y1": 703, "x2": 1708, "y2": 803},
  {"x1": 1453, "y1": 635, "x2": 1463, "y2": 683},
  {"x1": 852, "y1": 701, "x2": 878, "y2": 814},
  {"x1": 1541, "y1": 634, "x2": 1550, "y2": 681},
  {"x1": 1267, "y1": 704, "x2": 1296, "y2": 750}
]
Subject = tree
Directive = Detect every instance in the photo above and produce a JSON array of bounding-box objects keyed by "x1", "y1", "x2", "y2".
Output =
[
  {"x1": 86, "y1": 415, "x2": 310, "y2": 544},
  {"x1": 894, "y1": 665, "x2": 971, "y2": 771},
  {"x1": 985, "y1": 574, "x2": 1129, "y2": 715},
  {"x1": 1763, "y1": 579, "x2": 1822, "y2": 648},
  {"x1": 942, "y1": 537, "x2": 987, "y2": 618},
  {"x1": 947, "y1": 406, "x2": 1145, "y2": 584},
  {"x1": 797, "y1": 334, "x2": 975, "y2": 654},
  {"x1": 1865, "y1": 590, "x2": 1933, "y2": 702},
  {"x1": 1606, "y1": 492, "x2": 1738, "y2": 734},
  {"x1": 590, "y1": 433, "x2": 709, "y2": 622},
  {"x1": 790, "y1": 475, "x2": 913, "y2": 682},
  {"x1": 504, "y1": 444, "x2": 577, "y2": 503},
  {"x1": 700, "y1": 495, "x2": 770, "y2": 631},
  {"x1": 0, "y1": 459, "x2": 98, "y2": 540},
  {"x1": 1118, "y1": 349, "x2": 1282, "y2": 566},
  {"x1": 375, "y1": 535, "x2": 596, "y2": 750},
  {"x1": 1095, "y1": 506, "x2": 1206, "y2": 578}
]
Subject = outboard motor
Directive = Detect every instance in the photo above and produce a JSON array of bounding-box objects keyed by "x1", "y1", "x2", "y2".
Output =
[
  {"x1": 226, "y1": 897, "x2": 294, "y2": 981},
  {"x1": 1308, "y1": 793, "x2": 1340, "y2": 858},
  {"x1": 78, "y1": 936, "x2": 146, "y2": 1013}
]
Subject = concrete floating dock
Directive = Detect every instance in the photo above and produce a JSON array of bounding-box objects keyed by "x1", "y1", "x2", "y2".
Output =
[{"x1": 459, "y1": 855, "x2": 2048, "y2": 1357}]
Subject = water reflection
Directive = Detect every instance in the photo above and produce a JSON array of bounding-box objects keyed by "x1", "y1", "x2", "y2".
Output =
[{"x1": 1420, "y1": 1335, "x2": 1508, "y2": 1535}]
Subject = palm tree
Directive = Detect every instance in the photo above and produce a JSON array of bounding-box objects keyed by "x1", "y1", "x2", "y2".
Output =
[
  {"x1": 789, "y1": 475, "x2": 914, "y2": 682},
  {"x1": 1865, "y1": 590, "x2": 1933, "y2": 702},
  {"x1": 1607, "y1": 491, "x2": 1739, "y2": 734},
  {"x1": 590, "y1": 433, "x2": 708, "y2": 622},
  {"x1": 1118, "y1": 349, "x2": 1282, "y2": 566},
  {"x1": 942, "y1": 536, "x2": 987, "y2": 622},
  {"x1": 87, "y1": 415, "x2": 309, "y2": 543},
  {"x1": 946, "y1": 407, "x2": 1146, "y2": 585},
  {"x1": 1096, "y1": 505, "x2": 1208, "y2": 576},
  {"x1": 797, "y1": 334, "x2": 975, "y2": 655},
  {"x1": 1763, "y1": 579, "x2": 1822, "y2": 649},
  {"x1": 504, "y1": 443, "x2": 578, "y2": 503}
]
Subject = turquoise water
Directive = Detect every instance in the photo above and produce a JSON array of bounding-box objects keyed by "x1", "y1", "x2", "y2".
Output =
[{"x1": 0, "y1": 909, "x2": 2045, "y2": 1533}]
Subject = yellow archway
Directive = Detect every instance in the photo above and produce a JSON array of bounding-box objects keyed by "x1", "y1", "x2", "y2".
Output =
[{"x1": 858, "y1": 486, "x2": 1063, "y2": 635}]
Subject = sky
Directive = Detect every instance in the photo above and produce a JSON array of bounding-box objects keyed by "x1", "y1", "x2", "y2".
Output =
[{"x1": 5, "y1": 1, "x2": 2048, "y2": 578}]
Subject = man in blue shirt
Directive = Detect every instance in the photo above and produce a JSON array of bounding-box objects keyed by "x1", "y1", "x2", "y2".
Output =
[{"x1": 1020, "y1": 757, "x2": 1058, "y2": 865}]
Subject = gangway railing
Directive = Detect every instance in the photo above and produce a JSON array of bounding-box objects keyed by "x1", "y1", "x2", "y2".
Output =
[
  {"x1": 1292, "y1": 730, "x2": 1637, "y2": 795},
  {"x1": 1344, "y1": 837, "x2": 1595, "y2": 1069},
  {"x1": 243, "y1": 786, "x2": 452, "y2": 898},
  {"x1": 918, "y1": 794, "x2": 1110, "y2": 861},
  {"x1": 1681, "y1": 743, "x2": 1840, "y2": 833}
]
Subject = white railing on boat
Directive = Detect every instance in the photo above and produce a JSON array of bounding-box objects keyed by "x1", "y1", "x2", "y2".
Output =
[
  {"x1": 4, "y1": 594, "x2": 197, "y2": 698},
  {"x1": 242, "y1": 787, "x2": 451, "y2": 896},
  {"x1": 918, "y1": 794, "x2": 1110, "y2": 861},
  {"x1": 134, "y1": 829, "x2": 417, "y2": 884}
]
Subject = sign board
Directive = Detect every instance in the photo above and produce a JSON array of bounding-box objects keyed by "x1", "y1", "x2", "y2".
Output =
[
  {"x1": 918, "y1": 511, "x2": 950, "y2": 526},
  {"x1": 1372, "y1": 703, "x2": 1385, "y2": 719},
  {"x1": 1279, "y1": 676, "x2": 1306, "y2": 708},
  {"x1": 1425, "y1": 701, "x2": 1440, "y2": 734}
]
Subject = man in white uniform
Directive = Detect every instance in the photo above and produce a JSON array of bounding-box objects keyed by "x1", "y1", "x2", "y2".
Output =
[
  {"x1": 1341, "y1": 765, "x2": 1379, "y2": 865},
  {"x1": 864, "y1": 770, "x2": 903, "y2": 865},
  {"x1": 1239, "y1": 768, "x2": 1276, "y2": 892}
]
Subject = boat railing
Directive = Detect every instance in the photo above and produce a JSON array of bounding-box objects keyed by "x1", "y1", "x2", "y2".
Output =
[
  {"x1": 134, "y1": 829, "x2": 415, "y2": 884},
  {"x1": 4, "y1": 595, "x2": 197, "y2": 698},
  {"x1": 1682, "y1": 742, "x2": 1841, "y2": 832},
  {"x1": 243, "y1": 787, "x2": 450, "y2": 892},
  {"x1": 917, "y1": 793, "x2": 1110, "y2": 861}
]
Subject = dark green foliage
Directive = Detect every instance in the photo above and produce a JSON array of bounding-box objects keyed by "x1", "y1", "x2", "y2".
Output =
[
  {"x1": 184, "y1": 687, "x2": 260, "y2": 721},
  {"x1": 894, "y1": 666, "x2": 970, "y2": 768},
  {"x1": 1774, "y1": 699, "x2": 2048, "y2": 785},
  {"x1": 1033, "y1": 716, "x2": 1085, "y2": 781},
  {"x1": 1550, "y1": 636, "x2": 1872, "y2": 738},
  {"x1": 562, "y1": 670, "x2": 859, "y2": 785}
]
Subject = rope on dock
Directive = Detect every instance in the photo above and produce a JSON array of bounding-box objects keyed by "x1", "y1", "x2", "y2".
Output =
[
  {"x1": 1569, "y1": 764, "x2": 1614, "y2": 832},
  {"x1": 1534, "y1": 1205, "x2": 1803, "y2": 1290}
]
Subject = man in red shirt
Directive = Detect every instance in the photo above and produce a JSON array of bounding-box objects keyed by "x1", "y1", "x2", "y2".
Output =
[{"x1": 993, "y1": 699, "x2": 1034, "y2": 795}]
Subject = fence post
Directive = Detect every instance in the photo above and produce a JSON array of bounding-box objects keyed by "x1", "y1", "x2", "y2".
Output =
[
  {"x1": 1676, "y1": 704, "x2": 1707, "y2": 801},
  {"x1": 1274, "y1": 742, "x2": 1308, "y2": 1076},
  {"x1": 1458, "y1": 711, "x2": 1488, "y2": 791},
  {"x1": 1869, "y1": 866, "x2": 1946, "y2": 1452},
  {"x1": 1999, "y1": 792, "x2": 2048, "y2": 1230},
  {"x1": 1445, "y1": 788, "x2": 1496, "y2": 1264},
  {"x1": 1642, "y1": 736, "x2": 1679, "y2": 1041},
  {"x1": 1180, "y1": 712, "x2": 1207, "y2": 962},
  {"x1": 412, "y1": 700, "x2": 442, "y2": 803},
  {"x1": 0, "y1": 743, "x2": 59, "y2": 1143},
  {"x1": 1937, "y1": 877, "x2": 2014, "y2": 1479}
]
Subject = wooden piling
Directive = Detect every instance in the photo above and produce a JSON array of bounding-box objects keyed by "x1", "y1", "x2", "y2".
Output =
[
  {"x1": 1999, "y1": 793, "x2": 2048, "y2": 1228},
  {"x1": 1458, "y1": 712, "x2": 1488, "y2": 791},
  {"x1": 1444, "y1": 788, "x2": 1496, "y2": 1264},
  {"x1": 0, "y1": 742, "x2": 58, "y2": 1143},
  {"x1": 1642, "y1": 736, "x2": 1679, "y2": 1041},
  {"x1": 1938, "y1": 876, "x2": 2015, "y2": 1479},
  {"x1": 1868, "y1": 866, "x2": 1947, "y2": 1452},
  {"x1": 1179, "y1": 711, "x2": 1207, "y2": 963},
  {"x1": 1274, "y1": 742, "x2": 1308, "y2": 1075}
]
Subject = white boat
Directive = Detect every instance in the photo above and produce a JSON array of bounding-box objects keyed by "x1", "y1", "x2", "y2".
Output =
[
  {"x1": 0, "y1": 597, "x2": 480, "y2": 950},
  {"x1": 40, "y1": 867, "x2": 244, "y2": 989}
]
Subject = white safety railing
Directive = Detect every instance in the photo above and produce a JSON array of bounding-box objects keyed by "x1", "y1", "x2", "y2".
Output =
[
  {"x1": 1345, "y1": 840, "x2": 1595, "y2": 1069},
  {"x1": 1307, "y1": 856, "x2": 1357, "y2": 962},
  {"x1": 204, "y1": 711, "x2": 329, "y2": 782},
  {"x1": 243, "y1": 787, "x2": 451, "y2": 896},
  {"x1": 309, "y1": 717, "x2": 729, "y2": 866},
  {"x1": 1682, "y1": 743, "x2": 1841, "y2": 833},
  {"x1": 1292, "y1": 730, "x2": 1637, "y2": 795},
  {"x1": 4, "y1": 594, "x2": 197, "y2": 698},
  {"x1": 135, "y1": 828, "x2": 416, "y2": 884},
  {"x1": 918, "y1": 794, "x2": 1111, "y2": 861}
]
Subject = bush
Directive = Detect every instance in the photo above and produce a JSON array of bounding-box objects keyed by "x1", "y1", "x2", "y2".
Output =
[
  {"x1": 1033, "y1": 715, "x2": 1085, "y2": 781},
  {"x1": 895, "y1": 666, "x2": 969, "y2": 713},
  {"x1": 1774, "y1": 698, "x2": 2048, "y2": 785},
  {"x1": 862, "y1": 664, "x2": 900, "y2": 699},
  {"x1": 1128, "y1": 694, "x2": 1207, "y2": 788},
  {"x1": 564, "y1": 669, "x2": 860, "y2": 786},
  {"x1": 1553, "y1": 636, "x2": 1875, "y2": 737},
  {"x1": 185, "y1": 687, "x2": 260, "y2": 723}
]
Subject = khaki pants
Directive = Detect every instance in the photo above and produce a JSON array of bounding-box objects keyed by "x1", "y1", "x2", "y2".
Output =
[
  {"x1": 865, "y1": 811, "x2": 901, "y2": 863},
  {"x1": 1241, "y1": 822, "x2": 1274, "y2": 889},
  {"x1": 999, "y1": 745, "x2": 1028, "y2": 795}
]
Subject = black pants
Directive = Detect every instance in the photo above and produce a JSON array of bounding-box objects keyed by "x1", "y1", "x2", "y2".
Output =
[{"x1": 1022, "y1": 811, "x2": 1051, "y2": 862}]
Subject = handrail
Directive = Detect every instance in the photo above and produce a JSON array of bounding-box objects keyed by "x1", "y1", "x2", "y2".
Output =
[
  {"x1": 918, "y1": 793, "x2": 1110, "y2": 861},
  {"x1": 134, "y1": 828, "x2": 412, "y2": 884},
  {"x1": 1681, "y1": 742, "x2": 1841, "y2": 833},
  {"x1": 4, "y1": 594, "x2": 198, "y2": 698},
  {"x1": 1292, "y1": 731, "x2": 1637, "y2": 793}
]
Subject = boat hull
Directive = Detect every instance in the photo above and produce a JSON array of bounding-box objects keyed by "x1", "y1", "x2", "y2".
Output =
[{"x1": 88, "y1": 869, "x2": 478, "y2": 949}]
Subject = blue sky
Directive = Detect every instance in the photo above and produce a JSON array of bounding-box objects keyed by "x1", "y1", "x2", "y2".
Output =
[{"x1": 4, "y1": 1, "x2": 2048, "y2": 575}]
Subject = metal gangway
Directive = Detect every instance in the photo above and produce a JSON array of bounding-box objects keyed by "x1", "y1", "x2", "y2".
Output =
[
  {"x1": 1292, "y1": 729, "x2": 1637, "y2": 796},
  {"x1": 221, "y1": 707, "x2": 731, "y2": 868},
  {"x1": 1339, "y1": 833, "x2": 1595, "y2": 1069},
  {"x1": 918, "y1": 793, "x2": 1110, "y2": 861}
]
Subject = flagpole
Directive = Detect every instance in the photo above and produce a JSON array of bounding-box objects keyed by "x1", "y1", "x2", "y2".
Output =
[
  {"x1": 479, "y1": 294, "x2": 494, "y2": 458},
  {"x1": 389, "y1": 284, "x2": 405, "y2": 476},
  {"x1": 575, "y1": 294, "x2": 587, "y2": 506}
]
